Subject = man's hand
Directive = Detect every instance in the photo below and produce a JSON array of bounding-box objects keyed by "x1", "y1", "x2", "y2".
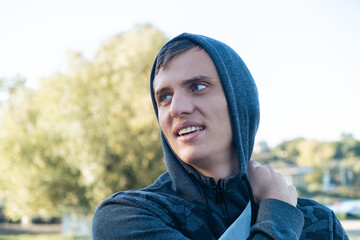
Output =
[{"x1": 248, "y1": 160, "x2": 298, "y2": 207}]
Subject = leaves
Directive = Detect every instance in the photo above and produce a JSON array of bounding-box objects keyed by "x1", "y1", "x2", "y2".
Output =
[
  {"x1": 0, "y1": 24, "x2": 167, "y2": 219},
  {"x1": 254, "y1": 134, "x2": 360, "y2": 191}
]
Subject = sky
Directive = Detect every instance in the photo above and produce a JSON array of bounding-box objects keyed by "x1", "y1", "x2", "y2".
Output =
[{"x1": 1, "y1": 0, "x2": 359, "y2": 147}]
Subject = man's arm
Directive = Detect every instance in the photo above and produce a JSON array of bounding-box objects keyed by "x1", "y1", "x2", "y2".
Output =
[
  {"x1": 92, "y1": 201, "x2": 192, "y2": 240},
  {"x1": 247, "y1": 160, "x2": 304, "y2": 239}
]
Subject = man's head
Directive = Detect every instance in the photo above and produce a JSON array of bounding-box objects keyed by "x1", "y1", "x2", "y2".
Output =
[
  {"x1": 150, "y1": 33, "x2": 260, "y2": 177},
  {"x1": 153, "y1": 43, "x2": 237, "y2": 177}
]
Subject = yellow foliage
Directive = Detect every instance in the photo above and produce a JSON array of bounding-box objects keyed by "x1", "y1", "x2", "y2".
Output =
[{"x1": 0, "y1": 24, "x2": 168, "y2": 219}]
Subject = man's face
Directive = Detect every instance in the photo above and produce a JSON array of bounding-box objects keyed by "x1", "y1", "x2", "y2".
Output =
[{"x1": 153, "y1": 48, "x2": 235, "y2": 169}]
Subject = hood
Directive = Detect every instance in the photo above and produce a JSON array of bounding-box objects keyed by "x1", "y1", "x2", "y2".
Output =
[{"x1": 150, "y1": 33, "x2": 260, "y2": 203}]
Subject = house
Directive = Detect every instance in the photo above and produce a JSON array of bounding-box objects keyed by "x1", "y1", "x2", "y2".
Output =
[{"x1": 272, "y1": 165, "x2": 313, "y2": 189}]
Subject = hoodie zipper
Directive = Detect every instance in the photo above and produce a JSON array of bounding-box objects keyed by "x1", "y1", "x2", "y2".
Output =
[
  {"x1": 212, "y1": 179, "x2": 231, "y2": 226},
  {"x1": 211, "y1": 179, "x2": 223, "y2": 204}
]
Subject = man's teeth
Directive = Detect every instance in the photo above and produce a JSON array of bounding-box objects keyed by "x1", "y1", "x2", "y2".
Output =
[{"x1": 178, "y1": 126, "x2": 203, "y2": 136}]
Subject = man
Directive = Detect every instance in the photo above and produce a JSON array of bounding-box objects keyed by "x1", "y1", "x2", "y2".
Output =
[{"x1": 92, "y1": 33, "x2": 348, "y2": 239}]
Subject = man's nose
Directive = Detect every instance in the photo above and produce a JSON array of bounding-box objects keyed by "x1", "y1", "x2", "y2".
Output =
[{"x1": 170, "y1": 93, "x2": 194, "y2": 118}]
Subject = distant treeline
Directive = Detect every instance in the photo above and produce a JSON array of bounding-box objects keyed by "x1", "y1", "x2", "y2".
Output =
[{"x1": 253, "y1": 134, "x2": 360, "y2": 197}]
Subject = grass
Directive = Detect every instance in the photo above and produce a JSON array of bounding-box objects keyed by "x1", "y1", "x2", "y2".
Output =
[{"x1": 0, "y1": 235, "x2": 91, "y2": 240}]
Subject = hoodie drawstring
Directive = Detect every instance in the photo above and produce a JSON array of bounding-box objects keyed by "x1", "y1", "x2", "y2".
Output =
[{"x1": 242, "y1": 174, "x2": 259, "y2": 225}]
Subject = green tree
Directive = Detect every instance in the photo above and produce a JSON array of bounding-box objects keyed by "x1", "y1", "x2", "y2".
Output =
[
  {"x1": 0, "y1": 75, "x2": 26, "y2": 94},
  {"x1": 333, "y1": 134, "x2": 360, "y2": 187},
  {"x1": 272, "y1": 138, "x2": 305, "y2": 164},
  {"x1": 296, "y1": 140, "x2": 336, "y2": 167},
  {"x1": 0, "y1": 87, "x2": 86, "y2": 218},
  {"x1": 334, "y1": 133, "x2": 360, "y2": 159},
  {"x1": 0, "y1": 24, "x2": 167, "y2": 219}
]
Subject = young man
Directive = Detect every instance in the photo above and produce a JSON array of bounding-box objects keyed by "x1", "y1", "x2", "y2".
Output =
[{"x1": 92, "y1": 33, "x2": 348, "y2": 239}]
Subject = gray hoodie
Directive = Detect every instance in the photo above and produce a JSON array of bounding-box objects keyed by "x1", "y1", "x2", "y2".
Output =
[{"x1": 92, "y1": 33, "x2": 348, "y2": 239}]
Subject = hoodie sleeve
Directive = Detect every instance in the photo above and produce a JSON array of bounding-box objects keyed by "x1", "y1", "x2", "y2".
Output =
[
  {"x1": 92, "y1": 201, "x2": 192, "y2": 240},
  {"x1": 249, "y1": 198, "x2": 304, "y2": 239}
]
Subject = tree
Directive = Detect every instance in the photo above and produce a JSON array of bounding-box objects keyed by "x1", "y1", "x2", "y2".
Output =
[
  {"x1": 333, "y1": 134, "x2": 360, "y2": 186},
  {"x1": 0, "y1": 24, "x2": 168, "y2": 219},
  {"x1": 334, "y1": 133, "x2": 360, "y2": 159},
  {"x1": 0, "y1": 87, "x2": 86, "y2": 218},
  {"x1": 0, "y1": 75, "x2": 26, "y2": 95},
  {"x1": 272, "y1": 138, "x2": 305, "y2": 164}
]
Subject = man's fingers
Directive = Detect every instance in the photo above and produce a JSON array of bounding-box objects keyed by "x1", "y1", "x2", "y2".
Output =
[
  {"x1": 249, "y1": 160, "x2": 261, "y2": 168},
  {"x1": 248, "y1": 160, "x2": 298, "y2": 207}
]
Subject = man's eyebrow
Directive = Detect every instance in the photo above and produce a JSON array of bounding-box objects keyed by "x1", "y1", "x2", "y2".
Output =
[
  {"x1": 155, "y1": 86, "x2": 171, "y2": 98},
  {"x1": 181, "y1": 74, "x2": 211, "y2": 86},
  {"x1": 154, "y1": 75, "x2": 211, "y2": 98}
]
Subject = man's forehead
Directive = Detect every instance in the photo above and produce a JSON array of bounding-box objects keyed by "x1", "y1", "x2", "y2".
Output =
[{"x1": 153, "y1": 48, "x2": 218, "y2": 89}]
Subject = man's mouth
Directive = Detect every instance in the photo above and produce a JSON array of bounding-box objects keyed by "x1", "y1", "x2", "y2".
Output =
[{"x1": 178, "y1": 126, "x2": 204, "y2": 136}]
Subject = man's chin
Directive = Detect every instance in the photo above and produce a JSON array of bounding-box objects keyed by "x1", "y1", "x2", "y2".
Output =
[{"x1": 177, "y1": 152, "x2": 207, "y2": 166}]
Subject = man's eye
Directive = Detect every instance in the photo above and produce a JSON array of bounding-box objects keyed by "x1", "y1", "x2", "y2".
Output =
[
  {"x1": 193, "y1": 84, "x2": 206, "y2": 91},
  {"x1": 161, "y1": 94, "x2": 172, "y2": 102}
]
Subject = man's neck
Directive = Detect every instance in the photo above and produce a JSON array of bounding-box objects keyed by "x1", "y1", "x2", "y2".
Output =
[{"x1": 191, "y1": 152, "x2": 239, "y2": 181}]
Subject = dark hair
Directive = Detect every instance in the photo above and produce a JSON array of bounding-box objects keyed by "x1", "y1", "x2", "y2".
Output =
[{"x1": 154, "y1": 39, "x2": 203, "y2": 75}]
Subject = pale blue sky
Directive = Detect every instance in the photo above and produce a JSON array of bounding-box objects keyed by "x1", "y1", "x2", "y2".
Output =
[{"x1": 1, "y1": 0, "x2": 359, "y2": 146}]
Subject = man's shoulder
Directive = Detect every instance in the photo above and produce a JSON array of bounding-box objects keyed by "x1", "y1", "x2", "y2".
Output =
[
  {"x1": 93, "y1": 172, "x2": 175, "y2": 225},
  {"x1": 92, "y1": 172, "x2": 190, "y2": 239},
  {"x1": 297, "y1": 197, "x2": 335, "y2": 225},
  {"x1": 95, "y1": 171, "x2": 192, "y2": 214},
  {"x1": 100, "y1": 172, "x2": 174, "y2": 205},
  {"x1": 297, "y1": 197, "x2": 333, "y2": 217},
  {"x1": 297, "y1": 198, "x2": 347, "y2": 239}
]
